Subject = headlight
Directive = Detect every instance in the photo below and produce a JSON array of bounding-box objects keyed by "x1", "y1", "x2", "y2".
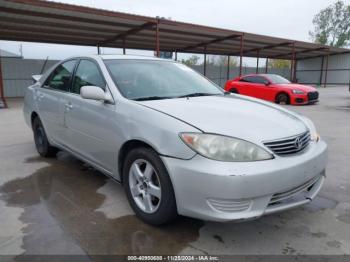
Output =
[
  {"x1": 302, "y1": 117, "x2": 320, "y2": 142},
  {"x1": 292, "y1": 89, "x2": 305, "y2": 94},
  {"x1": 180, "y1": 133, "x2": 273, "y2": 162}
]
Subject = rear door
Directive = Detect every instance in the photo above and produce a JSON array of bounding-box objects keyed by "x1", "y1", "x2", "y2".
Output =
[{"x1": 36, "y1": 60, "x2": 77, "y2": 144}]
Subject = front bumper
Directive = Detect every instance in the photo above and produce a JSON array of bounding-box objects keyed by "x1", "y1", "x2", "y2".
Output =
[
  {"x1": 161, "y1": 140, "x2": 327, "y2": 222},
  {"x1": 291, "y1": 92, "x2": 319, "y2": 105}
]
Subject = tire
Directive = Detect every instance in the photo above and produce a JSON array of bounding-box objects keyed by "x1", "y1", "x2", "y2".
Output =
[
  {"x1": 32, "y1": 117, "x2": 58, "y2": 157},
  {"x1": 230, "y1": 88, "x2": 239, "y2": 94},
  {"x1": 276, "y1": 93, "x2": 290, "y2": 105},
  {"x1": 123, "y1": 147, "x2": 178, "y2": 225}
]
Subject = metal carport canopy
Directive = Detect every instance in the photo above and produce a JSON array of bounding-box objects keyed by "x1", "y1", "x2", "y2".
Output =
[{"x1": 0, "y1": 0, "x2": 349, "y2": 60}]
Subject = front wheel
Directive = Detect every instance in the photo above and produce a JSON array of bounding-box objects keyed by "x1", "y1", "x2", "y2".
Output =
[
  {"x1": 276, "y1": 93, "x2": 290, "y2": 105},
  {"x1": 123, "y1": 147, "x2": 178, "y2": 225}
]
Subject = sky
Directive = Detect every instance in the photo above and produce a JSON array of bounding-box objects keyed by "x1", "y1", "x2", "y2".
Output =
[{"x1": 1, "y1": 0, "x2": 349, "y2": 64}]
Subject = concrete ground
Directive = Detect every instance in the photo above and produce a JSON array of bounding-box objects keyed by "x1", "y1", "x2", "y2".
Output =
[{"x1": 0, "y1": 86, "x2": 350, "y2": 256}]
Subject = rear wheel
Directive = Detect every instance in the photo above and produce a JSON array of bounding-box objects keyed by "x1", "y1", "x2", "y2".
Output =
[
  {"x1": 123, "y1": 147, "x2": 177, "y2": 225},
  {"x1": 33, "y1": 117, "x2": 58, "y2": 157},
  {"x1": 276, "y1": 93, "x2": 290, "y2": 105}
]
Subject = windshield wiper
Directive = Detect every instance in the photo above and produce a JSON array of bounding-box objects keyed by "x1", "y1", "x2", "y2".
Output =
[
  {"x1": 133, "y1": 96, "x2": 174, "y2": 101},
  {"x1": 176, "y1": 92, "x2": 219, "y2": 98}
]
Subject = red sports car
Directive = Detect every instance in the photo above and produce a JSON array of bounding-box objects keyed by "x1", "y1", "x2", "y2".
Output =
[{"x1": 224, "y1": 74, "x2": 319, "y2": 105}]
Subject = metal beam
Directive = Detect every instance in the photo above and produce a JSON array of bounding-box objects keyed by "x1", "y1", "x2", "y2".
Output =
[
  {"x1": 204, "y1": 46, "x2": 207, "y2": 76},
  {"x1": 0, "y1": 54, "x2": 8, "y2": 108},
  {"x1": 0, "y1": 6, "x2": 152, "y2": 31},
  {"x1": 319, "y1": 56, "x2": 324, "y2": 86},
  {"x1": 97, "y1": 44, "x2": 101, "y2": 54},
  {"x1": 239, "y1": 34, "x2": 244, "y2": 76},
  {"x1": 324, "y1": 54, "x2": 329, "y2": 88},
  {"x1": 180, "y1": 34, "x2": 241, "y2": 52},
  {"x1": 227, "y1": 56, "x2": 230, "y2": 80},
  {"x1": 230, "y1": 41, "x2": 292, "y2": 56},
  {"x1": 256, "y1": 50, "x2": 259, "y2": 74},
  {"x1": 299, "y1": 50, "x2": 350, "y2": 61},
  {"x1": 265, "y1": 58, "x2": 268, "y2": 73},
  {"x1": 155, "y1": 19, "x2": 160, "y2": 57},
  {"x1": 101, "y1": 22, "x2": 155, "y2": 45},
  {"x1": 122, "y1": 38, "x2": 126, "y2": 54},
  {"x1": 270, "y1": 47, "x2": 329, "y2": 59},
  {"x1": 293, "y1": 59, "x2": 297, "y2": 82},
  {"x1": 290, "y1": 42, "x2": 295, "y2": 81}
]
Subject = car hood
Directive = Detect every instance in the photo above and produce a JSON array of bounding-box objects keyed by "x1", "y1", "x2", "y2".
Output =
[
  {"x1": 138, "y1": 95, "x2": 308, "y2": 143},
  {"x1": 276, "y1": 83, "x2": 317, "y2": 92}
]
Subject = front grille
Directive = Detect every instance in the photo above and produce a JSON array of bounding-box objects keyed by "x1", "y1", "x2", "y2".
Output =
[
  {"x1": 263, "y1": 131, "x2": 311, "y2": 156},
  {"x1": 268, "y1": 175, "x2": 320, "y2": 205},
  {"x1": 307, "y1": 91, "x2": 319, "y2": 101}
]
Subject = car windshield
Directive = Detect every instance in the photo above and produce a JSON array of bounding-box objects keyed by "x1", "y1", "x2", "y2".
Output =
[
  {"x1": 104, "y1": 59, "x2": 223, "y2": 100},
  {"x1": 263, "y1": 74, "x2": 291, "y2": 84}
]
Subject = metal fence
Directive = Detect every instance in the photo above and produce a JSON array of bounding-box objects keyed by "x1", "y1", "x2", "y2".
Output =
[
  {"x1": 296, "y1": 53, "x2": 350, "y2": 86},
  {"x1": 189, "y1": 64, "x2": 290, "y2": 87},
  {"x1": 2, "y1": 53, "x2": 350, "y2": 98},
  {"x1": 2, "y1": 57, "x2": 58, "y2": 97}
]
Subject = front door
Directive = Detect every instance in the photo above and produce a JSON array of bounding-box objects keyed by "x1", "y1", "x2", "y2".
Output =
[{"x1": 63, "y1": 59, "x2": 118, "y2": 173}]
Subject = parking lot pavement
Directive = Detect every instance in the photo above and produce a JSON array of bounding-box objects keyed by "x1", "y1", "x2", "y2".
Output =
[{"x1": 0, "y1": 87, "x2": 350, "y2": 256}]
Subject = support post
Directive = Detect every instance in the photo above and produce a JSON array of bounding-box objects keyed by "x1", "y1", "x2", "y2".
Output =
[
  {"x1": 0, "y1": 54, "x2": 7, "y2": 108},
  {"x1": 319, "y1": 56, "x2": 324, "y2": 86},
  {"x1": 97, "y1": 44, "x2": 101, "y2": 55},
  {"x1": 122, "y1": 38, "x2": 126, "y2": 55},
  {"x1": 290, "y1": 42, "x2": 295, "y2": 81},
  {"x1": 265, "y1": 58, "x2": 268, "y2": 73},
  {"x1": 155, "y1": 18, "x2": 160, "y2": 57},
  {"x1": 324, "y1": 54, "x2": 329, "y2": 88},
  {"x1": 256, "y1": 50, "x2": 259, "y2": 74},
  {"x1": 293, "y1": 59, "x2": 297, "y2": 82},
  {"x1": 239, "y1": 34, "x2": 244, "y2": 76},
  {"x1": 227, "y1": 55, "x2": 230, "y2": 80},
  {"x1": 203, "y1": 46, "x2": 207, "y2": 76},
  {"x1": 175, "y1": 51, "x2": 177, "y2": 61}
]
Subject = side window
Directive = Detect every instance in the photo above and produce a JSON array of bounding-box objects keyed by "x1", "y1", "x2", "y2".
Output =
[
  {"x1": 71, "y1": 60, "x2": 106, "y2": 94},
  {"x1": 44, "y1": 60, "x2": 76, "y2": 91},
  {"x1": 239, "y1": 76, "x2": 267, "y2": 84},
  {"x1": 240, "y1": 76, "x2": 254, "y2": 83},
  {"x1": 254, "y1": 76, "x2": 268, "y2": 84}
]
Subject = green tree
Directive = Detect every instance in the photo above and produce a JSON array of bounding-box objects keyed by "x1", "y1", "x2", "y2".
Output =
[
  {"x1": 309, "y1": 0, "x2": 350, "y2": 47},
  {"x1": 205, "y1": 55, "x2": 238, "y2": 66},
  {"x1": 181, "y1": 55, "x2": 200, "y2": 66},
  {"x1": 268, "y1": 59, "x2": 291, "y2": 69}
]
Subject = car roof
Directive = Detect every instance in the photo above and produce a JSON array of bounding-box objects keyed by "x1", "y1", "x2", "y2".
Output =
[
  {"x1": 239, "y1": 73, "x2": 279, "y2": 78},
  {"x1": 74, "y1": 54, "x2": 172, "y2": 61}
]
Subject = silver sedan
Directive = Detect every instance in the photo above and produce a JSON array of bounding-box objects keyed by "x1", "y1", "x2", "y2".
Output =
[{"x1": 23, "y1": 55, "x2": 327, "y2": 225}]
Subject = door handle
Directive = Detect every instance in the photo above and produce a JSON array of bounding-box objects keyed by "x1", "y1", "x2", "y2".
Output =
[
  {"x1": 65, "y1": 103, "x2": 73, "y2": 110},
  {"x1": 36, "y1": 93, "x2": 44, "y2": 101}
]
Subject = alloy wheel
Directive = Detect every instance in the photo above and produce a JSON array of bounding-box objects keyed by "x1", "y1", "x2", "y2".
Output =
[{"x1": 128, "y1": 159, "x2": 161, "y2": 213}]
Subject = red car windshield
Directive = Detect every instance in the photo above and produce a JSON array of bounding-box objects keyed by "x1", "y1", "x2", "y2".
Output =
[{"x1": 263, "y1": 74, "x2": 291, "y2": 84}]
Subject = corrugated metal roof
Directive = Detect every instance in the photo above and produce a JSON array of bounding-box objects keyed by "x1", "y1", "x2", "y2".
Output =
[{"x1": 0, "y1": 0, "x2": 348, "y2": 60}]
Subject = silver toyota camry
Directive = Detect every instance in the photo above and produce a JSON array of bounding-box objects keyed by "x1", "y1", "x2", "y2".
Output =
[{"x1": 23, "y1": 55, "x2": 328, "y2": 225}]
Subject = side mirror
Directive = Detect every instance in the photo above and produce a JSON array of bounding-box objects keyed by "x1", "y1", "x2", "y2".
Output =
[
  {"x1": 32, "y1": 74, "x2": 42, "y2": 83},
  {"x1": 80, "y1": 86, "x2": 113, "y2": 103},
  {"x1": 264, "y1": 81, "x2": 270, "y2": 86}
]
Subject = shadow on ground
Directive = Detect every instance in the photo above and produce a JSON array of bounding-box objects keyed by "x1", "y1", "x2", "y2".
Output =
[{"x1": 0, "y1": 152, "x2": 203, "y2": 255}]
